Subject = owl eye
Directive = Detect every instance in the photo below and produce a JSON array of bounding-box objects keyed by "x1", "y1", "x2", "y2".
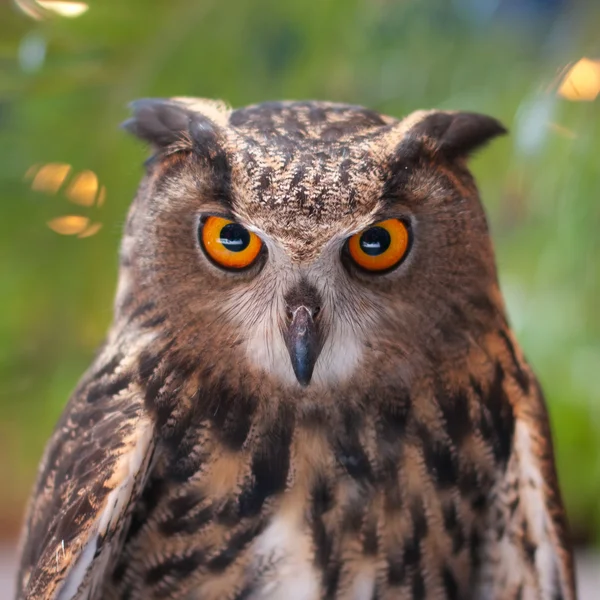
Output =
[
  {"x1": 200, "y1": 216, "x2": 262, "y2": 270},
  {"x1": 347, "y1": 218, "x2": 410, "y2": 272}
]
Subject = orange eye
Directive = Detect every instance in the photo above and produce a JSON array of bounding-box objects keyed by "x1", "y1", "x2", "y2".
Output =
[
  {"x1": 200, "y1": 216, "x2": 262, "y2": 270},
  {"x1": 347, "y1": 219, "x2": 410, "y2": 272}
]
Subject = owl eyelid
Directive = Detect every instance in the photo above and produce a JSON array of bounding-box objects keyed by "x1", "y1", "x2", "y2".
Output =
[
  {"x1": 198, "y1": 213, "x2": 268, "y2": 247},
  {"x1": 198, "y1": 211, "x2": 237, "y2": 224},
  {"x1": 197, "y1": 212, "x2": 268, "y2": 240},
  {"x1": 367, "y1": 213, "x2": 413, "y2": 230},
  {"x1": 346, "y1": 214, "x2": 413, "y2": 239},
  {"x1": 198, "y1": 213, "x2": 269, "y2": 247}
]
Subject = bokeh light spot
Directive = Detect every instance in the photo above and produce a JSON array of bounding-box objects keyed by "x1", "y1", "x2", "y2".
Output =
[
  {"x1": 558, "y1": 58, "x2": 600, "y2": 101},
  {"x1": 36, "y1": 1, "x2": 89, "y2": 18},
  {"x1": 548, "y1": 122, "x2": 577, "y2": 139},
  {"x1": 24, "y1": 164, "x2": 40, "y2": 180},
  {"x1": 47, "y1": 215, "x2": 89, "y2": 235},
  {"x1": 30, "y1": 163, "x2": 71, "y2": 194},
  {"x1": 96, "y1": 185, "x2": 106, "y2": 207},
  {"x1": 18, "y1": 32, "x2": 47, "y2": 73},
  {"x1": 13, "y1": 0, "x2": 44, "y2": 20},
  {"x1": 66, "y1": 170, "x2": 98, "y2": 207},
  {"x1": 77, "y1": 222, "x2": 103, "y2": 238}
]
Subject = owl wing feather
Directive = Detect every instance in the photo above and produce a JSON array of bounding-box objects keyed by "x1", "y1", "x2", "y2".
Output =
[
  {"x1": 477, "y1": 370, "x2": 576, "y2": 600},
  {"x1": 15, "y1": 360, "x2": 155, "y2": 600}
]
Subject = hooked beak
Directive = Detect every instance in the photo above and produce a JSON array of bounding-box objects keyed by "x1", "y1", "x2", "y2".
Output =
[{"x1": 284, "y1": 306, "x2": 320, "y2": 386}]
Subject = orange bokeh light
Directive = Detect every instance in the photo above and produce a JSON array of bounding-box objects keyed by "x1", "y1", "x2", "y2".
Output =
[{"x1": 558, "y1": 58, "x2": 600, "y2": 102}]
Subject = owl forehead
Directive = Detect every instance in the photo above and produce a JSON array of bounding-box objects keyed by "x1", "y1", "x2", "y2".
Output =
[
  {"x1": 227, "y1": 140, "x2": 386, "y2": 260},
  {"x1": 227, "y1": 100, "x2": 397, "y2": 139},
  {"x1": 224, "y1": 103, "x2": 397, "y2": 261}
]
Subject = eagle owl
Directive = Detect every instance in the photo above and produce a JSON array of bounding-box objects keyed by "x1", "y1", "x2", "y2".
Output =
[{"x1": 16, "y1": 99, "x2": 575, "y2": 600}]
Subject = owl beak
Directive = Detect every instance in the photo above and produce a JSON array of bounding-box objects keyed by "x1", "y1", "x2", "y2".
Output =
[{"x1": 285, "y1": 305, "x2": 320, "y2": 387}]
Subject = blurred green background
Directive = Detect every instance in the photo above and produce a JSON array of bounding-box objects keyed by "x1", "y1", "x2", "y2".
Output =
[{"x1": 0, "y1": 0, "x2": 599, "y2": 549}]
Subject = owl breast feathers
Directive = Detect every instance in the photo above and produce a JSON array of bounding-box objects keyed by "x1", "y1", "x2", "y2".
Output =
[{"x1": 16, "y1": 99, "x2": 575, "y2": 600}]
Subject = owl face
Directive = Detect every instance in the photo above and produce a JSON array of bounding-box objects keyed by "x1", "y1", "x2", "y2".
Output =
[{"x1": 122, "y1": 100, "x2": 506, "y2": 391}]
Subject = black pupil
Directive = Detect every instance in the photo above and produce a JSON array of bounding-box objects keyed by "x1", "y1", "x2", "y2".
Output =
[
  {"x1": 359, "y1": 226, "x2": 391, "y2": 256},
  {"x1": 219, "y1": 223, "x2": 250, "y2": 252}
]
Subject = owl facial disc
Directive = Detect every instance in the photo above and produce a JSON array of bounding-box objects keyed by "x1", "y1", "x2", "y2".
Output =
[{"x1": 284, "y1": 305, "x2": 321, "y2": 386}]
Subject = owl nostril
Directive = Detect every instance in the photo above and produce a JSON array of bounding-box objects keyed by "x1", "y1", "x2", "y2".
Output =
[{"x1": 285, "y1": 305, "x2": 321, "y2": 321}]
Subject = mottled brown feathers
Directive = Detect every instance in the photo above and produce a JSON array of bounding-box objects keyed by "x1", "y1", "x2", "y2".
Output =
[{"x1": 16, "y1": 99, "x2": 573, "y2": 600}]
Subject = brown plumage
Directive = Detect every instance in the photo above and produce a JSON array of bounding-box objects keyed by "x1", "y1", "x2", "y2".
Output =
[{"x1": 16, "y1": 98, "x2": 575, "y2": 600}]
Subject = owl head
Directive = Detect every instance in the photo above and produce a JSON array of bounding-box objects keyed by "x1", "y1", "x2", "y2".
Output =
[{"x1": 118, "y1": 98, "x2": 506, "y2": 394}]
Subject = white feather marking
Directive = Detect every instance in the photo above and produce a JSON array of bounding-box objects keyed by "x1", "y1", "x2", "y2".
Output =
[
  {"x1": 97, "y1": 417, "x2": 153, "y2": 536},
  {"x1": 56, "y1": 416, "x2": 153, "y2": 600},
  {"x1": 251, "y1": 515, "x2": 320, "y2": 600},
  {"x1": 514, "y1": 420, "x2": 562, "y2": 598},
  {"x1": 313, "y1": 319, "x2": 364, "y2": 385},
  {"x1": 350, "y1": 570, "x2": 375, "y2": 600},
  {"x1": 484, "y1": 421, "x2": 562, "y2": 600},
  {"x1": 57, "y1": 541, "x2": 97, "y2": 600}
]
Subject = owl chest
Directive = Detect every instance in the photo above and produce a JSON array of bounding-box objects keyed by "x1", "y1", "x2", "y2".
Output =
[
  {"x1": 134, "y1": 483, "x2": 380, "y2": 600},
  {"x1": 124, "y1": 444, "x2": 491, "y2": 600}
]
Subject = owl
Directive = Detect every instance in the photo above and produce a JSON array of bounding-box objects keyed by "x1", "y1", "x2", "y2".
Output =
[{"x1": 15, "y1": 98, "x2": 575, "y2": 600}]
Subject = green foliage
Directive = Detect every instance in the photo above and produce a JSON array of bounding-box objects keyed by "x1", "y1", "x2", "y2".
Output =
[{"x1": 0, "y1": 0, "x2": 598, "y2": 543}]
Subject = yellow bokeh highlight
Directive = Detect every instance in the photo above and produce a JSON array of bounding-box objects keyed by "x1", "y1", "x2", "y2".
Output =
[
  {"x1": 24, "y1": 164, "x2": 40, "y2": 180},
  {"x1": 27, "y1": 163, "x2": 106, "y2": 238},
  {"x1": 78, "y1": 222, "x2": 103, "y2": 238},
  {"x1": 558, "y1": 58, "x2": 600, "y2": 101},
  {"x1": 36, "y1": 1, "x2": 89, "y2": 17},
  {"x1": 66, "y1": 170, "x2": 98, "y2": 207},
  {"x1": 47, "y1": 215, "x2": 89, "y2": 235},
  {"x1": 13, "y1": 0, "x2": 44, "y2": 20},
  {"x1": 30, "y1": 163, "x2": 71, "y2": 194},
  {"x1": 97, "y1": 185, "x2": 106, "y2": 207},
  {"x1": 548, "y1": 122, "x2": 577, "y2": 139}
]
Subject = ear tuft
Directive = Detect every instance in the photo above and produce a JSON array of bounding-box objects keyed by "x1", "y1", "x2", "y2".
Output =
[
  {"x1": 121, "y1": 98, "x2": 196, "y2": 148},
  {"x1": 412, "y1": 111, "x2": 507, "y2": 159}
]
